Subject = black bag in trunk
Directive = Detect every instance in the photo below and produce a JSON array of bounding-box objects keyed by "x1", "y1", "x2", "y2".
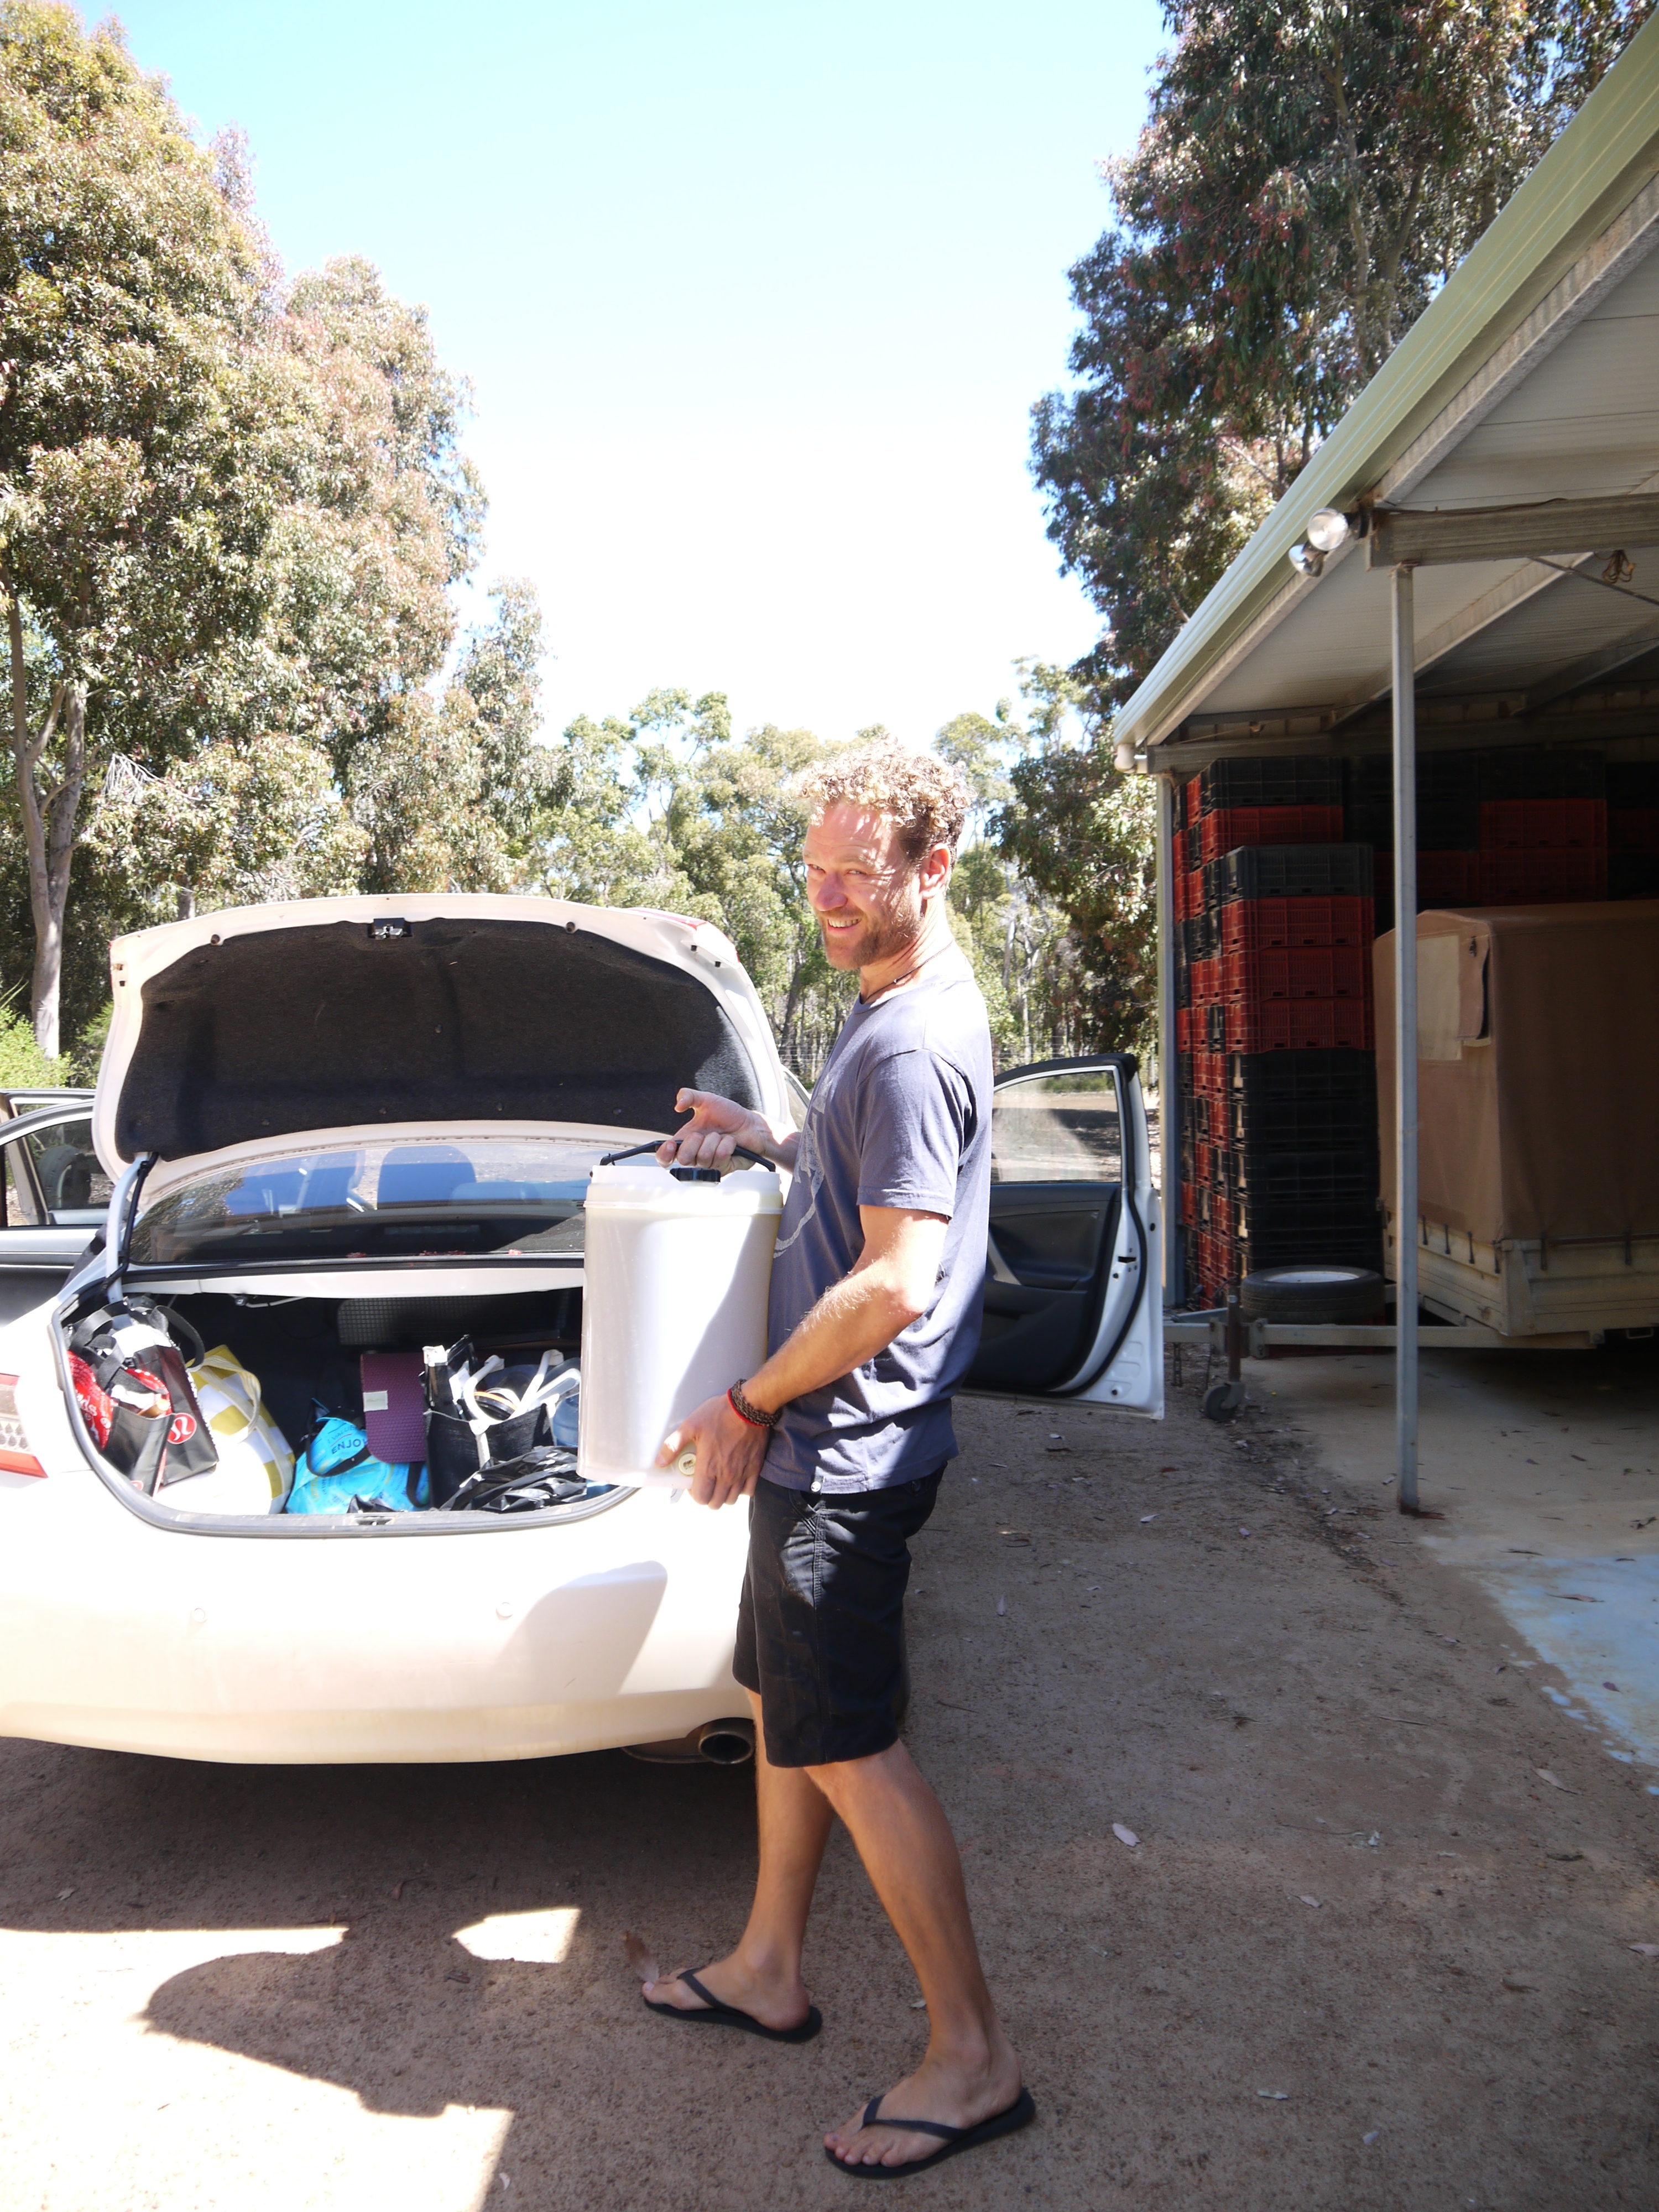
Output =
[{"x1": 422, "y1": 1340, "x2": 573, "y2": 1506}]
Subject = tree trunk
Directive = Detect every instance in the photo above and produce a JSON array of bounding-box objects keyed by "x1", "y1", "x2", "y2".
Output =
[
  {"x1": 8, "y1": 595, "x2": 85, "y2": 1061},
  {"x1": 779, "y1": 955, "x2": 808, "y2": 1072}
]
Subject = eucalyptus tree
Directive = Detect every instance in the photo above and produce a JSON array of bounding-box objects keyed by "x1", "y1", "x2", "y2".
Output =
[
  {"x1": 0, "y1": 2, "x2": 312, "y2": 1051},
  {"x1": 1032, "y1": 0, "x2": 1652, "y2": 709}
]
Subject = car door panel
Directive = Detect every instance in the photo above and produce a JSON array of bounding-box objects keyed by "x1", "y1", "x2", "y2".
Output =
[
  {"x1": 0, "y1": 1110, "x2": 109, "y2": 1314},
  {"x1": 966, "y1": 1056, "x2": 1161, "y2": 1415}
]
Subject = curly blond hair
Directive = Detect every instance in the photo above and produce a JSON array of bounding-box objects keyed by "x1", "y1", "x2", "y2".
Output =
[{"x1": 796, "y1": 743, "x2": 971, "y2": 862}]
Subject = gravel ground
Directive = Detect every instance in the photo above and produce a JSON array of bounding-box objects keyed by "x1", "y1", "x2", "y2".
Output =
[{"x1": 2, "y1": 1359, "x2": 1656, "y2": 2210}]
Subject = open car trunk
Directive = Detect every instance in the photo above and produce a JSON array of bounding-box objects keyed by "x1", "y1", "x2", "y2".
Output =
[
  {"x1": 55, "y1": 894, "x2": 792, "y2": 1533},
  {"x1": 50, "y1": 1272, "x2": 620, "y2": 1531}
]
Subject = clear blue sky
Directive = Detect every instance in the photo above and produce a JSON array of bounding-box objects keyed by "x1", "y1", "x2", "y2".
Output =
[{"x1": 116, "y1": 1, "x2": 1166, "y2": 746}]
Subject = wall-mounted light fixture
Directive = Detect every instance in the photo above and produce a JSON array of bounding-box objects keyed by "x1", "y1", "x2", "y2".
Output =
[
  {"x1": 1288, "y1": 506, "x2": 1367, "y2": 578},
  {"x1": 1305, "y1": 508, "x2": 1353, "y2": 554}
]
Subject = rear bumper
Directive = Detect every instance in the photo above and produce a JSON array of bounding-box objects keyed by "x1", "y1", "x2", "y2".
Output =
[{"x1": 0, "y1": 1477, "x2": 751, "y2": 1764}]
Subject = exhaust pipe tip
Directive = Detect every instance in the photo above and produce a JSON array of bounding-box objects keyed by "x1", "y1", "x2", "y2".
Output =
[
  {"x1": 695, "y1": 1719, "x2": 755, "y2": 1766},
  {"x1": 623, "y1": 1719, "x2": 755, "y2": 1767}
]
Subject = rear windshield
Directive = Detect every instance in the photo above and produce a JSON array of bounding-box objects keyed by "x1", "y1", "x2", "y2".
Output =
[{"x1": 131, "y1": 1138, "x2": 608, "y2": 1267}]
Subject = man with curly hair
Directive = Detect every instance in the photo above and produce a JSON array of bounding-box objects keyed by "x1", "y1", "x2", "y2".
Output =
[{"x1": 645, "y1": 743, "x2": 1032, "y2": 2178}]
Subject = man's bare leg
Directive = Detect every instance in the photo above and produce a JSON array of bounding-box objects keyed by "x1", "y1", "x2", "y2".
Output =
[
  {"x1": 815, "y1": 1739, "x2": 1021, "y2": 2170},
  {"x1": 644, "y1": 1690, "x2": 835, "y2": 2030}
]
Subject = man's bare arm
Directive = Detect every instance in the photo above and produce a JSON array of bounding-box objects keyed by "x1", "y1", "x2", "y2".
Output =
[
  {"x1": 656, "y1": 1204, "x2": 949, "y2": 1507},
  {"x1": 748, "y1": 1204, "x2": 947, "y2": 1409}
]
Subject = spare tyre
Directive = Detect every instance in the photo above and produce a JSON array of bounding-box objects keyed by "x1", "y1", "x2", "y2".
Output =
[{"x1": 1240, "y1": 1265, "x2": 1385, "y2": 1326}]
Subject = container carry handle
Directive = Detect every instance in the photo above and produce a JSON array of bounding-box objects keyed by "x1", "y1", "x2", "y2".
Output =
[{"x1": 598, "y1": 1138, "x2": 776, "y2": 1172}]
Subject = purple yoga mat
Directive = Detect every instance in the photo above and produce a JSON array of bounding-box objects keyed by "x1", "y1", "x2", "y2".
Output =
[{"x1": 360, "y1": 1352, "x2": 428, "y2": 1465}]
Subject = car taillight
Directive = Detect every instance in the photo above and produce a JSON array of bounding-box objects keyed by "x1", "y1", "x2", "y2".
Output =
[{"x1": 0, "y1": 1373, "x2": 46, "y2": 1476}]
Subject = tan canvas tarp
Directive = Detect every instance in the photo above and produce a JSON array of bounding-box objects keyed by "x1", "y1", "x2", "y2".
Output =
[{"x1": 1375, "y1": 901, "x2": 1659, "y2": 1245}]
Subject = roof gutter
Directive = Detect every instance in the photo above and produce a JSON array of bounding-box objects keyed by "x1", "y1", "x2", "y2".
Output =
[{"x1": 1112, "y1": 11, "x2": 1659, "y2": 762}]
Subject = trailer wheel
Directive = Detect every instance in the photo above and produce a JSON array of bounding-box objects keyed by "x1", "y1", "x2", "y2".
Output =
[{"x1": 1240, "y1": 1266, "x2": 1385, "y2": 1326}]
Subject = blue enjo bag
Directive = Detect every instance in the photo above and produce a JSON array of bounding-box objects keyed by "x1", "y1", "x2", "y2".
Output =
[{"x1": 286, "y1": 1416, "x2": 428, "y2": 1515}]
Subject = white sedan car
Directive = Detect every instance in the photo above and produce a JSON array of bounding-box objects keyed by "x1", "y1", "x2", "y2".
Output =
[{"x1": 0, "y1": 895, "x2": 1162, "y2": 1766}]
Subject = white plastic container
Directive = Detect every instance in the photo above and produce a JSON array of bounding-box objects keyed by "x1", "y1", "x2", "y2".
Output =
[{"x1": 578, "y1": 1160, "x2": 784, "y2": 1489}]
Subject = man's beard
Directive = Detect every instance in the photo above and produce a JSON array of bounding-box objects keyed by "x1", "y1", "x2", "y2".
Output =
[{"x1": 821, "y1": 901, "x2": 919, "y2": 969}]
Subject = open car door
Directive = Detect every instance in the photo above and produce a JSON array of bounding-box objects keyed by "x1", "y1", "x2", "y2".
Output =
[
  {"x1": 964, "y1": 1053, "x2": 1162, "y2": 1416},
  {"x1": 0, "y1": 1103, "x2": 111, "y2": 1322}
]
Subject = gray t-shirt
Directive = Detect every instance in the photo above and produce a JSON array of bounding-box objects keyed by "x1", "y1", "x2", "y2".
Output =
[{"x1": 763, "y1": 948, "x2": 992, "y2": 1494}]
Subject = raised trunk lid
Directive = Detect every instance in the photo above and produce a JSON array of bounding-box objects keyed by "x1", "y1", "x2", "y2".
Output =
[{"x1": 95, "y1": 895, "x2": 779, "y2": 1174}]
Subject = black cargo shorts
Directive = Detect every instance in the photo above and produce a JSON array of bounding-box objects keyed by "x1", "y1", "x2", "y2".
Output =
[{"x1": 733, "y1": 1467, "x2": 943, "y2": 1769}]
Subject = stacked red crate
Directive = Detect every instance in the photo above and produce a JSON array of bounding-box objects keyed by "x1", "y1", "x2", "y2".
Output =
[
  {"x1": 1186, "y1": 769, "x2": 1379, "y2": 1303},
  {"x1": 1418, "y1": 851, "x2": 1480, "y2": 905},
  {"x1": 1219, "y1": 896, "x2": 1373, "y2": 951},
  {"x1": 1610, "y1": 807, "x2": 1659, "y2": 853},
  {"x1": 1191, "y1": 1050, "x2": 1226, "y2": 1098},
  {"x1": 1222, "y1": 945, "x2": 1369, "y2": 1002},
  {"x1": 1198, "y1": 805, "x2": 1343, "y2": 864},
  {"x1": 1222, "y1": 998, "x2": 1374, "y2": 1052},
  {"x1": 1475, "y1": 795, "x2": 1608, "y2": 903}
]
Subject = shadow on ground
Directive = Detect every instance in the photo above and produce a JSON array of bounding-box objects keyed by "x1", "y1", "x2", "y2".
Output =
[{"x1": 4, "y1": 1379, "x2": 1659, "y2": 2209}]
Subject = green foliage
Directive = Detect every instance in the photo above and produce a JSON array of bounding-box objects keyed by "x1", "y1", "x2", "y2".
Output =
[
  {"x1": 87, "y1": 734, "x2": 367, "y2": 914},
  {"x1": 1032, "y1": 0, "x2": 1653, "y2": 708},
  {"x1": 454, "y1": 578, "x2": 547, "y2": 853},
  {"x1": 526, "y1": 665, "x2": 1158, "y2": 1079},
  {"x1": 64, "y1": 996, "x2": 106, "y2": 1082},
  {"x1": 0, "y1": 991, "x2": 62, "y2": 1086},
  {"x1": 531, "y1": 696, "x2": 861, "y2": 1074},
  {"x1": 940, "y1": 663, "x2": 1157, "y2": 1066},
  {"x1": 0, "y1": 8, "x2": 532, "y2": 1058}
]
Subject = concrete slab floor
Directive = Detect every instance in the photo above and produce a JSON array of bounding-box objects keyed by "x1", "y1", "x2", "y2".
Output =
[{"x1": 1232, "y1": 1334, "x2": 1659, "y2": 1778}]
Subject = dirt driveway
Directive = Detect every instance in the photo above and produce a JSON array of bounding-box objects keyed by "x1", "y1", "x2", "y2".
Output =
[{"x1": 3, "y1": 1363, "x2": 1656, "y2": 2211}]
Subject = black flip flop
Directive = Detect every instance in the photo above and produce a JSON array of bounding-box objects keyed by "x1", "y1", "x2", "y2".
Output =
[
  {"x1": 825, "y1": 2086, "x2": 1036, "y2": 2178},
  {"x1": 643, "y1": 1966, "x2": 822, "y2": 2044}
]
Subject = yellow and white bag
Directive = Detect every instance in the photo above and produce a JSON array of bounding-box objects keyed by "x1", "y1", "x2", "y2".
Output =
[{"x1": 163, "y1": 1345, "x2": 295, "y2": 1514}]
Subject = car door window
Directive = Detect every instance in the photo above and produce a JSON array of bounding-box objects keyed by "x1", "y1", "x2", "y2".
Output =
[
  {"x1": 1, "y1": 1136, "x2": 41, "y2": 1227},
  {"x1": 17, "y1": 1117, "x2": 110, "y2": 1225},
  {"x1": 990, "y1": 1072, "x2": 1123, "y2": 1185},
  {"x1": 971, "y1": 1064, "x2": 1128, "y2": 1392}
]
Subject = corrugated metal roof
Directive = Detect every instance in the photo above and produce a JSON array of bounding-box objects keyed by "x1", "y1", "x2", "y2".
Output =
[{"x1": 1112, "y1": 13, "x2": 1659, "y2": 761}]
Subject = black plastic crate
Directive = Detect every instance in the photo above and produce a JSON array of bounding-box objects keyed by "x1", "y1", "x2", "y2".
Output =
[
  {"x1": 1234, "y1": 1216, "x2": 1385, "y2": 1271},
  {"x1": 1230, "y1": 1088, "x2": 1378, "y2": 1155},
  {"x1": 1417, "y1": 801, "x2": 1479, "y2": 849},
  {"x1": 1344, "y1": 758, "x2": 1392, "y2": 852},
  {"x1": 1229, "y1": 1147, "x2": 1376, "y2": 1204},
  {"x1": 1420, "y1": 751, "x2": 1481, "y2": 801},
  {"x1": 1206, "y1": 844, "x2": 1374, "y2": 905},
  {"x1": 1237, "y1": 1193, "x2": 1379, "y2": 1244},
  {"x1": 1198, "y1": 756, "x2": 1343, "y2": 816},
  {"x1": 1175, "y1": 963, "x2": 1191, "y2": 1011},
  {"x1": 1348, "y1": 751, "x2": 1485, "y2": 851},
  {"x1": 1608, "y1": 761, "x2": 1659, "y2": 809},
  {"x1": 1180, "y1": 914, "x2": 1214, "y2": 964},
  {"x1": 1610, "y1": 853, "x2": 1659, "y2": 899},
  {"x1": 1477, "y1": 746, "x2": 1604, "y2": 801},
  {"x1": 1228, "y1": 1047, "x2": 1377, "y2": 1109}
]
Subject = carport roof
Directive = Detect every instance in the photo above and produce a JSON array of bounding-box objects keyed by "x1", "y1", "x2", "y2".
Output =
[{"x1": 1116, "y1": 14, "x2": 1659, "y2": 766}]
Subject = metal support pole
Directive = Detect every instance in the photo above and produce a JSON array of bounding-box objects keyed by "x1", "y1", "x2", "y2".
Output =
[
  {"x1": 1155, "y1": 773, "x2": 1183, "y2": 1306},
  {"x1": 1391, "y1": 563, "x2": 1420, "y2": 1512}
]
